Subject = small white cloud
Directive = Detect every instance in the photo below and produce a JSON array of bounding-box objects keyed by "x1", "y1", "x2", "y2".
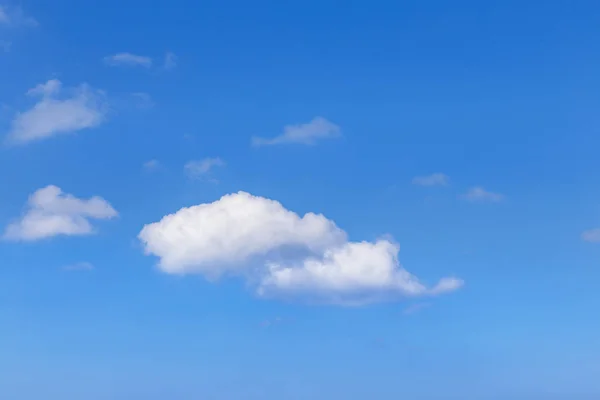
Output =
[
  {"x1": 184, "y1": 157, "x2": 225, "y2": 180},
  {"x1": 4, "y1": 185, "x2": 118, "y2": 241},
  {"x1": 138, "y1": 192, "x2": 463, "y2": 305},
  {"x1": 143, "y1": 159, "x2": 160, "y2": 171},
  {"x1": 61, "y1": 262, "x2": 94, "y2": 272},
  {"x1": 429, "y1": 277, "x2": 464, "y2": 294},
  {"x1": 462, "y1": 187, "x2": 504, "y2": 202},
  {"x1": 581, "y1": 228, "x2": 600, "y2": 243},
  {"x1": 0, "y1": 5, "x2": 38, "y2": 27},
  {"x1": 104, "y1": 53, "x2": 152, "y2": 68},
  {"x1": 164, "y1": 52, "x2": 177, "y2": 69},
  {"x1": 252, "y1": 117, "x2": 341, "y2": 146},
  {"x1": 412, "y1": 173, "x2": 449, "y2": 187},
  {"x1": 7, "y1": 79, "x2": 107, "y2": 145}
]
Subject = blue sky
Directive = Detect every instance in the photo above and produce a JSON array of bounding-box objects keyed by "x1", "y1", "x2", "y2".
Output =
[{"x1": 1, "y1": 0, "x2": 600, "y2": 399}]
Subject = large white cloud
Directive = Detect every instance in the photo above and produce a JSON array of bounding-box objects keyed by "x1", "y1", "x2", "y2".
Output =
[
  {"x1": 139, "y1": 192, "x2": 463, "y2": 304},
  {"x1": 4, "y1": 185, "x2": 118, "y2": 241},
  {"x1": 7, "y1": 79, "x2": 107, "y2": 144},
  {"x1": 139, "y1": 191, "x2": 346, "y2": 275}
]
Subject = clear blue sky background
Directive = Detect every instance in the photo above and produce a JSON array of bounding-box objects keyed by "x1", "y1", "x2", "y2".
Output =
[{"x1": 1, "y1": 0, "x2": 600, "y2": 399}]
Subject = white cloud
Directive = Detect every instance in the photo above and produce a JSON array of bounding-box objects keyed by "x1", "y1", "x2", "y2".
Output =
[
  {"x1": 462, "y1": 186, "x2": 504, "y2": 202},
  {"x1": 184, "y1": 157, "x2": 225, "y2": 180},
  {"x1": 259, "y1": 240, "x2": 463, "y2": 304},
  {"x1": 4, "y1": 185, "x2": 118, "y2": 241},
  {"x1": 412, "y1": 173, "x2": 449, "y2": 187},
  {"x1": 138, "y1": 192, "x2": 463, "y2": 304},
  {"x1": 429, "y1": 276, "x2": 464, "y2": 294},
  {"x1": 7, "y1": 79, "x2": 107, "y2": 145},
  {"x1": 581, "y1": 228, "x2": 600, "y2": 243},
  {"x1": 164, "y1": 52, "x2": 177, "y2": 69},
  {"x1": 61, "y1": 262, "x2": 94, "y2": 271},
  {"x1": 139, "y1": 191, "x2": 346, "y2": 275},
  {"x1": 104, "y1": 53, "x2": 152, "y2": 68},
  {"x1": 0, "y1": 5, "x2": 38, "y2": 27},
  {"x1": 252, "y1": 117, "x2": 341, "y2": 146}
]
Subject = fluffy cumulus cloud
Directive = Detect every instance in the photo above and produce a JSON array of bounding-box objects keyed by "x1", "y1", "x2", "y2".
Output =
[
  {"x1": 4, "y1": 185, "x2": 117, "y2": 241},
  {"x1": 412, "y1": 173, "x2": 449, "y2": 187},
  {"x1": 7, "y1": 79, "x2": 107, "y2": 144},
  {"x1": 139, "y1": 192, "x2": 346, "y2": 275},
  {"x1": 138, "y1": 192, "x2": 463, "y2": 305},
  {"x1": 104, "y1": 52, "x2": 152, "y2": 68},
  {"x1": 252, "y1": 117, "x2": 341, "y2": 146},
  {"x1": 259, "y1": 240, "x2": 463, "y2": 304}
]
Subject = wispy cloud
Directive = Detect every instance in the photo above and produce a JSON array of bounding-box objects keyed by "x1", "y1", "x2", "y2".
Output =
[
  {"x1": 164, "y1": 52, "x2": 177, "y2": 70},
  {"x1": 7, "y1": 79, "x2": 107, "y2": 145},
  {"x1": 461, "y1": 186, "x2": 504, "y2": 203},
  {"x1": 252, "y1": 117, "x2": 341, "y2": 146},
  {"x1": 412, "y1": 173, "x2": 449, "y2": 187},
  {"x1": 104, "y1": 52, "x2": 152, "y2": 68},
  {"x1": 184, "y1": 157, "x2": 225, "y2": 180},
  {"x1": 61, "y1": 262, "x2": 95, "y2": 272},
  {"x1": 0, "y1": 5, "x2": 38, "y2": 28},
  {"x1": 131, "y1": 92, "x2": 154, "y2": 109},
  {"x1": 143, "y1": 159, "x2": 160, "y2": 171},
  {"x1": 0, "y1": 6, "x2": 7, "y2": 24},
  {"x1": 581, "y1": 228, "x2": 600, "y2": 243}
]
